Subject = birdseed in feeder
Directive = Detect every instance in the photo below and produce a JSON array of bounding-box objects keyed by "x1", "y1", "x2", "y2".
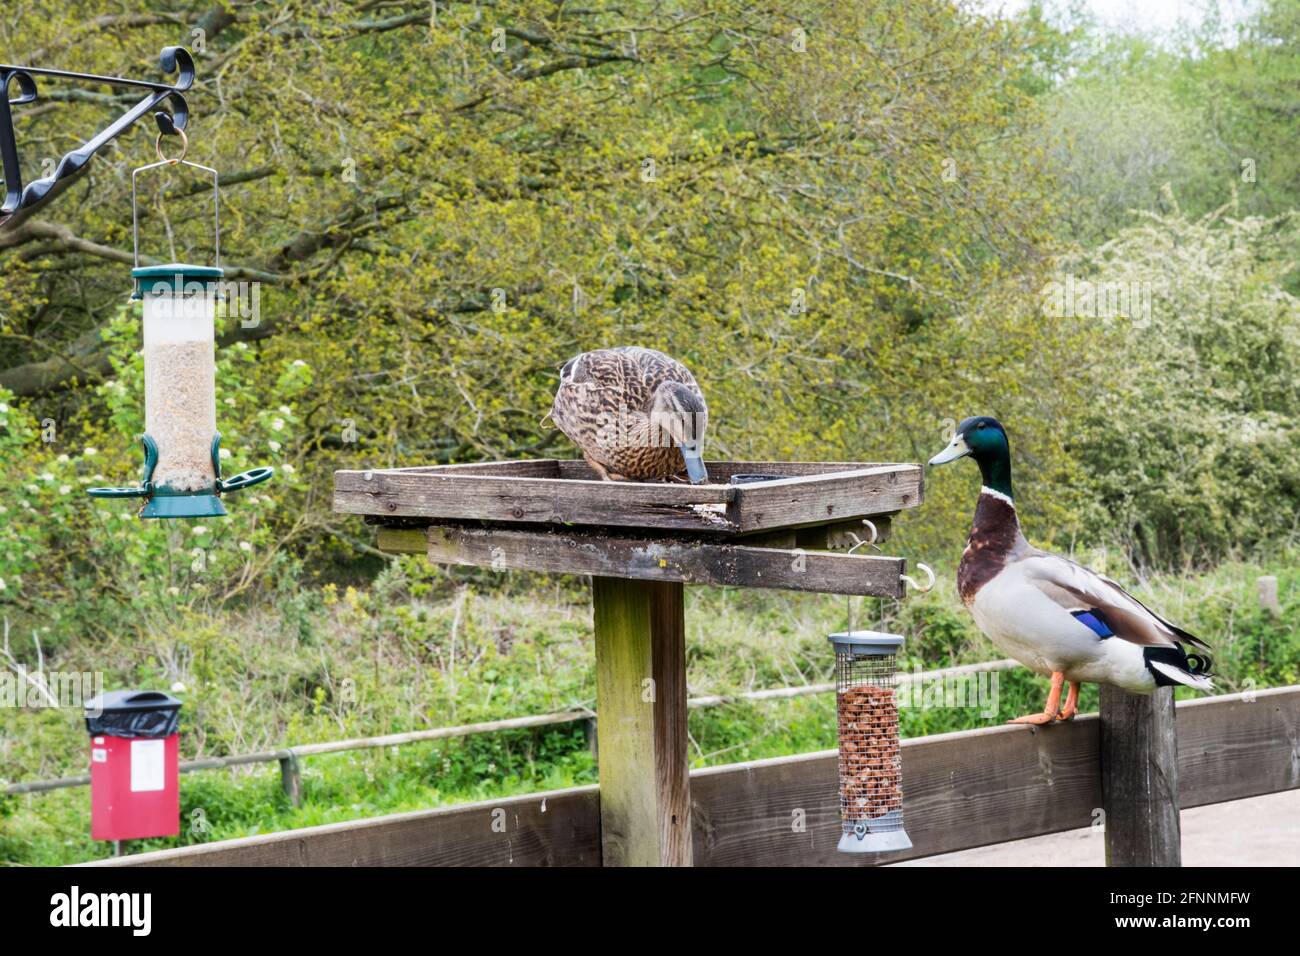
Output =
[{"x1": 143, "y1": 294, "x2": 218, "y2": 494}]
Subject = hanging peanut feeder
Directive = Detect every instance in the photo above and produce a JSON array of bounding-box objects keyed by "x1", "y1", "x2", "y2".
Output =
[
  {"x1": 829, "y1": 630, "x2": 912, "y2": 853},
  {"x1": 88, "y1": 129, "x2": 271, "y2": 517}
]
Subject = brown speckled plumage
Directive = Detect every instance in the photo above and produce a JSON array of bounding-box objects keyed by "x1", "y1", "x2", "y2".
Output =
[{"x1": 550, "y1": 346, "x2": 707, "y2": 481}]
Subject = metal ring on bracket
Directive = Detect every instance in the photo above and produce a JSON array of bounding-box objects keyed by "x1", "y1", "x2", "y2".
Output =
[{"x1": 155, "y1": 126, "x2": 188, "y2": 164}]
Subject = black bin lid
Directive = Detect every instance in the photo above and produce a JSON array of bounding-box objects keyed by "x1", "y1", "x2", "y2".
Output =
[
  {"x1": 85, "y1": 690, "x2": 182, "y2": 738},
  {"x1": 85, "y1": 689, "x2": 182, "y2": 715}
]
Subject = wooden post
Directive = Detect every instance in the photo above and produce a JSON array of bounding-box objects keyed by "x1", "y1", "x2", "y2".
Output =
[
  {"x1": 1099, "y1": 685, "x2": 1181, "y2": 866},
  {"x1": 1258, "y1": 575, "x2": 1280, "y2": 617},
  {"x1": 591, "y1": 577, "x2": 692, "y2": 866},
  {"x1": 280, "y1": 751, "x2": 303, "y2": 807}
]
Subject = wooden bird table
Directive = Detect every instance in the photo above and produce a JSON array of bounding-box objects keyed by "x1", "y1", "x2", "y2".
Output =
[{"x1": 333, "y1": 458, "x2": 924, "y2": 866}]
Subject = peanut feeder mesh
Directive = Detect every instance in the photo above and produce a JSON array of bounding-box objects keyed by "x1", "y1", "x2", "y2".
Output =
[{"x1": 829, "y1": 631, "x2": 912, "y2": 853}]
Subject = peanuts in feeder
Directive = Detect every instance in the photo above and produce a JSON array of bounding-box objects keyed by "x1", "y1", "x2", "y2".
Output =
[{"x1": 828, "y1": 630, "x2": 912, "y2": 853}]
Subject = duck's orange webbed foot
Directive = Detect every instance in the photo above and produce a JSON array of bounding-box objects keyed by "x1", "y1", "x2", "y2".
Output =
[
  {"x1": 1008, "y1": 671, "x2": 1065, "y2": 725},
  {"x1": 1055, "y1": 681, "x2": 1080, "y2": 721}
]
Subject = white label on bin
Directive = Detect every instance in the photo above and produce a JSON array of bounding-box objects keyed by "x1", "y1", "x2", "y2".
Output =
[
  {"x1": 93, "y1": 736, "x2": 105, "y2": 745},
  {"x1": 92, "y1": 748, "x2": 107, "y2": 763},
  {"x1": 131, "y1": 739, "x2": 165, "y2": 792}
]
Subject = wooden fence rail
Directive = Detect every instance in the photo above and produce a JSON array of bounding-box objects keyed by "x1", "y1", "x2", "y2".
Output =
[
  {"x1": 87, "y1": 685, "x2": 1300, "y2": 867},
  {"x1": 7, "y1": 658, "x2": 1019, "y2": 799}
]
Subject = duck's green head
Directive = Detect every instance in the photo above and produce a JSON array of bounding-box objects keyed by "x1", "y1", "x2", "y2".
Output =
[{"x1": 928, "y1": 416, "x2": 1013, "y2": 499}]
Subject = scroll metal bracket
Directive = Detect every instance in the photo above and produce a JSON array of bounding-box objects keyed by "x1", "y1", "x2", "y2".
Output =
[{"x1": 0, "y1": 46, "x2": 194, "y2": 233}]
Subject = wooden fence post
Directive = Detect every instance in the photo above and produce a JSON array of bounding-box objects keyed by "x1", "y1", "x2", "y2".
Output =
[
  {"x1": 279, "y1": 751, "x2": 303, "y2": 807},
  {"x1": 1099, "y1": 685, "x2": 1181, "y2": 866},
  {"x1": 1258, "y1": 575, "x2": 1280, "y2": 617}
]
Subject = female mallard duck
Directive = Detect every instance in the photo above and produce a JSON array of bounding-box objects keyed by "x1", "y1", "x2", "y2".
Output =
[
  {"x1": 548, "y1": 346, "x2": 709, "y2": 483},
  {"x1": 928, "y1": 416, "x2": 1213, "y2": 724}
]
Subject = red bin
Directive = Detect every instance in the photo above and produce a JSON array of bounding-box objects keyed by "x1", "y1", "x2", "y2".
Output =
[{"x1": 85, "y1": 690, "x2": 182, "y2": 841}]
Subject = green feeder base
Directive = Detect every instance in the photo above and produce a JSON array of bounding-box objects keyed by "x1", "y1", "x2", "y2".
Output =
[
  {"x1": 141, "y1": 493, "x2": 227, "y2": 519},
  {"x1": 89, "y1": 433, "x2": 272, "y2": 519}
]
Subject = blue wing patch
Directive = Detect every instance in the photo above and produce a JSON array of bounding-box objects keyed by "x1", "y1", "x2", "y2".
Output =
[{"x1": 1072, "y1": 609, "x2": 1115, "y2": 639}]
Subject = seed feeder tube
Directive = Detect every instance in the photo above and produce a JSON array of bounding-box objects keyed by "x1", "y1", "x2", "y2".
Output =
[
  {"x1": 829, "y1": 630, "x2": 912, "y2": 853},
  {"x1": 88, "y1": 133, "x2": 271, "y2": 516}
]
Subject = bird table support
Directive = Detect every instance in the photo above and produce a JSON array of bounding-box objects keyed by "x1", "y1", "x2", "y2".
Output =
[
  {"x1": 1099, "y1": 685, "x2": 1181, "y2": 866},
  {"x1": 592, "y1": 577, "x2": 692, "y2": 866}
]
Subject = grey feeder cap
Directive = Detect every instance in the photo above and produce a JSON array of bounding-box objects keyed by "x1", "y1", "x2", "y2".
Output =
[
  {"x1": 828, "y1": 630, "x2": 904, "y2": 655},
  {"x1": 837, "y1": 811, "x2": 913, "y2": 854}
]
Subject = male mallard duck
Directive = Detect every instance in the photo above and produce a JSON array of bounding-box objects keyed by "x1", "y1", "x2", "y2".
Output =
[
  {"x1": 548, "y1": 346, "x2": 709, "y2": 483},
  {"x1": 928, "y1": 416, "x2": 1213, "y2": 724}
]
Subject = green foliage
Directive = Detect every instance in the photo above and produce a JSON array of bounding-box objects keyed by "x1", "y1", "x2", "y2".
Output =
[
  {"x1": 1065, "y1": 204, "x2": 1300, "y2": 564},
  {"x1": 0, "y1": 301, "x2": 313, "y2": 654},
  {"x1": 3, "y1": 557, "x2": 1293, "y2": 865},
  {"x1": 1, "y1": 0, "x2": 1087, "y2": 578},
  {"x1": 1032, "y1": 0, "x2": 1300, "y2": 241}
]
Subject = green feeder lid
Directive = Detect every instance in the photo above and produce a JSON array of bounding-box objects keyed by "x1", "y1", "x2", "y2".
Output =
[{"x1": 132, "y1": 263, "x2": 224, "y2": 299}]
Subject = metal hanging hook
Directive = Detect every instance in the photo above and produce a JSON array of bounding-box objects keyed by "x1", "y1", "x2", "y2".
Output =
[
  {"x1": 843, "y1": 520, "x2": 886, "y2": 633},
  {"x1": 901, "y1": 562, "x2": 936, "y2": 593},
  {"x1": 845, "y1": 518, "x2": 882, "y2": 554},
  {"x1": 131, "y1": 131, "x2": 219, "y2": 272}
]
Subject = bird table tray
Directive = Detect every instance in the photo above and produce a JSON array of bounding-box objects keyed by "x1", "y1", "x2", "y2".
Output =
[{"x1": 333, "y1": 459, "x2": 923, "y2": 536}]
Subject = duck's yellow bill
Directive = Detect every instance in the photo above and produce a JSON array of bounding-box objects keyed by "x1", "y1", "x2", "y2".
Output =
[{"x1": 928, "y1": 435, "x2": 970, "y2": 466}]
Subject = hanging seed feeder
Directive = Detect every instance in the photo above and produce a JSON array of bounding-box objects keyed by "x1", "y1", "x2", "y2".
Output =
[
  {"x1": 88, "y1": 128, "x2": 271, "y2": 517},
  {"x1": 829, "y1": 629, "x2": 912, "y2": 853}
]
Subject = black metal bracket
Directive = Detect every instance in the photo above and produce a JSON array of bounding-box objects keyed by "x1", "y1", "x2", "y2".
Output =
[{"x1": 0, "y1": 46, "x2": 194, "y2": 233}]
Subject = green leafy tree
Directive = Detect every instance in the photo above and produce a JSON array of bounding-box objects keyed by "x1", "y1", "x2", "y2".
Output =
[
  {"x1": 1069, "y1": 199, "x2": 1300, "y2": 564},
  {"x1": 0, "y1": 0, "x2": 1083, "y2": 613}
]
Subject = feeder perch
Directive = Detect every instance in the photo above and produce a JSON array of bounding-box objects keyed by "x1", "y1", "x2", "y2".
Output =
[
  {"x1": 88, "y1": 133, "x2": 270, "y2": 517},
  {"x1": 829, "y1": 630, "x2": 912, "y2": 853}
]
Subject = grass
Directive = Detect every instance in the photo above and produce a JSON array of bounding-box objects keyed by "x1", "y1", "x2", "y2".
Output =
[{"x1": 2, "y1": 552, "x2": 1296, "y2": 865}]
